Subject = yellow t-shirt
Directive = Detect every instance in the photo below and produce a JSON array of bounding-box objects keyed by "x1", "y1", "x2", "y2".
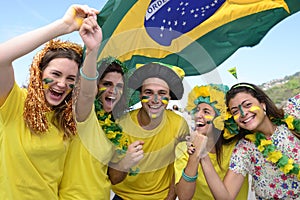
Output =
[
  {"x1": 175, "y1": 141, "x2": 249, "y2": 200},
  {"x1": 59, "y1": 106, "x2": 115, "y2": 200},
  {"x1": 0, "y1": 83, "x2": 69, "y2": 200},
  {"x1": 112, "y1": 109, "x2": 189, "y2": 200}
]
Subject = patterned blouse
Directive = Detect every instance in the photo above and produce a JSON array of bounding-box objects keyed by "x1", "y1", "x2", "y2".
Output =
[
  {"x1": 284, "y1": 93, "x2": 300, "y2": 118},
  {"x1": 229, "y1": 125, "x2": 299, "y2": 199}
]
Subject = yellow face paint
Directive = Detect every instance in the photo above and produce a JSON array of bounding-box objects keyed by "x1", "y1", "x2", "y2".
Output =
[
  {"x1": 151, "y1": 114, "x2": 157, "y2": 119},
  {"x1": 141, "y1": 96, "x2": 150, "y2": 103},
  {"x1": 161, "y1": 97, "x2": 169, "y2": 105},
  {"x1": 249, "y1": 106, "x2": 261, "y2": 112},
  {"x1": 42, "y1": 78, "x2": 53, "y2": 90},
  {"x1": 204, "y1": 115, "x2": 214, "y2": 120},
  {"x1": 99, "y1": 87, "x2": 107, "y2": 92},
  {"x1": 233, "y1": 114, "x2": 239, "y2": 121}
]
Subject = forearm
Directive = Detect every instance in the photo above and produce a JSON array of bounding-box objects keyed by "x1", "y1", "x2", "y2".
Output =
[
  {"x1": 0, "y1": 19, "x2": 69, "y2": 65},
  {"x1": 200, "y1": 156, "x2": 233, "y2": 200},
  {"x1": 107, "y1": 164, "x2": 128, "y2": 185},
  {"x1": 76, "y1": 46, "x2": 99, "y2": 122},
  {"x1": 165, "y1": 173, "x2": 176, "y2": 200},
  {"x1": 176, "y1": 155, "x2": 199, "y2": 200}
]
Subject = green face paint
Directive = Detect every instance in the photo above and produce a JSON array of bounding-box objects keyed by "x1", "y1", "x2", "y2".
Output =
[
  {"x1": 154, "y1": 94, "x2": 158, "y2": 103},
  {"x1": 42, "y1": 78, "x2": 53, "y2": 89},
  {"x1": 238, "y1": 104, "x2": 244, "y2": 117},
  {"x1": 161, "y1": 97, "x2": 169, "y2": 105},
  {"x1": 43, "y1": 78, "x2": 54, "y2": 84},
  {"x1": 69, "y1": 84, "x2": 74, "y2": 89},
  {"x1": 141, "y1": 96, "x2": 150, "y2": 103}
]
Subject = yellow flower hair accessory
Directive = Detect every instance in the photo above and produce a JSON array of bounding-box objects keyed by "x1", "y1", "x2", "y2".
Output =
[{"x1": 186, "y1": 84, "x2": 239, "y2": 137}]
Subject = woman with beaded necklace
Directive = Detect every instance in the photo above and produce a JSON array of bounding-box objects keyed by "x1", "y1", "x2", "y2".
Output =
[
  {"x1": 0, "y1": 4, "x2": 99, "y2": 199},
  {"x1": 59, "y1": 54, "x2": 144, "y2": 198},
  {"x1": 194, "y1": 82, "x2": 300, "y2": 199}
]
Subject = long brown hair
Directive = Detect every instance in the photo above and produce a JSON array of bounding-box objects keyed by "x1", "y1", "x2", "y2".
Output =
[{"x1": 225, "y1": 82, "x2": 299, "y2": 140}]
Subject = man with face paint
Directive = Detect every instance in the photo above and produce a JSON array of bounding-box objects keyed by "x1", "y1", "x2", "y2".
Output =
[{"x1": 112, "y1": 63, "x2": 190, "y2": 200}]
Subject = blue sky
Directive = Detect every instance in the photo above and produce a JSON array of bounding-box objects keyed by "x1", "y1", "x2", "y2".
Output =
[{"x1": 1, "y1": 0, "x2": 300, "y2": 107}]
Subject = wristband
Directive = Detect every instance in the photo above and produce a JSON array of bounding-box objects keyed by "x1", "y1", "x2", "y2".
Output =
[
  {"x1": 182, "y1": 168, "x2": 198, "y2": 182},
  {"x1": 80, "y1": 67, "x2": 99, "y2": 81}
]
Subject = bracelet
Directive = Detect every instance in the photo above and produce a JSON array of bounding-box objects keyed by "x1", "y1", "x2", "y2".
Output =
[
  {"x1": 80, "y1": 67, "x2": 99, "y2": 81},
  {"x1": 182, "y1": 168, "x2": 198, "y2": 182}
]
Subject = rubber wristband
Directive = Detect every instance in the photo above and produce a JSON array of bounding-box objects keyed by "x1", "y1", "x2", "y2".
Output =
[
  {"x1": 182, "y1": 168, "x2": 198, "y2": 182},
  {"x1": 80, "y1": 67, "x2": 99, "y2": 81}
]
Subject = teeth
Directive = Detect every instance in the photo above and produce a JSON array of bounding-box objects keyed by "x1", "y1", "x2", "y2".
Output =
[
  {"x1": 243, "y1": 117, "x2": 252, "y2": 123},
  {"x1": 107, "y1": 96, "x2": 116, "y2": 100},
  {"x1": 50, "y1": 88, "x2": 63, "y2": 94},
  {"x1": 150, "y1": 105, "x2": 160, "y2": 109}
]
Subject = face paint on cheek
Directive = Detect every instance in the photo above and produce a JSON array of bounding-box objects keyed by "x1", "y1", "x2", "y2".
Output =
[
  {"x1": 141, "y1": 96, "x2": 150, "y2": 103},
  {"x1": 204, "y1": 115, "x2": 214, "y2": 124},
  {"x1": 249, "y1": 105, "x2": 261, "y2": 112},
  {"x1": 238, "y1": 104, "x2": 245, "y2": 117},
  {"x1": 42, "y1": 78, "x2": 54, "y2": 89},
  {"x1": 118, "y1": 89, "x2": 123, "y2": 96},
  {"x1": 98, "y1": 87, "x2": 107, "y2": 96},
  {"x1": 66, "y1": 84, "x2": 74, "y2": 94},
  {"x1": 204, "y1": 115, "x2": 214, "y2": 120},
  {"x1": 161, "y1": 97, "x2": 169, "y2": 105},
  {"x1": 233, "y1": 114, "x2": 240, "y2": 121},
  {"x1": 69, "y1": 84, "x2": 74, "y2": 89}
]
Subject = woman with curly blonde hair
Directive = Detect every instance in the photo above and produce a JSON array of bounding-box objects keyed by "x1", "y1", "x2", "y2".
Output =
[{"x1": 0, "y1": 4, "x2": 99, "y2": 199}]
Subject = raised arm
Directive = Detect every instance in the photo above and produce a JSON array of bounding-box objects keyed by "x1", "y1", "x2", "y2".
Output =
[
  {"x1": 75, "y1": 12, "x2": 102, "y2": 122},
  {"x1": 175, "y1": 131, "x2": 206, "y2": 200},
  {"x1": 0, "y1": 4, "x2": 98, "y2": 107}
]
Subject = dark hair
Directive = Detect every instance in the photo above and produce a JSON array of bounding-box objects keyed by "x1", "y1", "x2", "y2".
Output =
[
  {"x1": 41, "y1": 48, "x2": 82, "y2": 138},
  {"x1": 225, "y1": 82, "x2": 286, "y2": 140},
  {"x1": 96, "y1": 60, "x2": 127, "y2": 119}
]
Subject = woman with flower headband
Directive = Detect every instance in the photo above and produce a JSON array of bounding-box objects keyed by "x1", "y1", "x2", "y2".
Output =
[
  {"x1": 59, "y1": 55, "x2": 144, "y2": 199},
  {"x1": 174, "y1": 84, "x2": 249, "y2": 200},
  {"x1": 0, "y1": 4, "x2": 100, "y2": 199},
  {"x1": 196, "y1": 82, "x2": 300, "y2": 199}
]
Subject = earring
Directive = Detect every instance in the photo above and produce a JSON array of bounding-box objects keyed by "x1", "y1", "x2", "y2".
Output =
[{"x1": 263, "y1": 106, "x2": 266, "y2": 115}]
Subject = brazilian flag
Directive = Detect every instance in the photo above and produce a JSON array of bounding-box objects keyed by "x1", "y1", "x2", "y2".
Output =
[{"x1": 97, "y1": 0, "x2": 300, "y2": 76}]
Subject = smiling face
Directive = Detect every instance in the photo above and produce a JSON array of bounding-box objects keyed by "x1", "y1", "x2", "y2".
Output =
[
  {"x1": 140, "y1": 77, "x2": 170, "y2": 119},
  {"x1": 42, "y1": 58, "x2": 78, "y2": 107},
  {"x1": 228, "y1": 92, "x2": 266, "y2": 131},
  {"x1": 193, "y1": 103, "x2": 216, "y2": 136},
  {"x1": 98, "y1": 71, "x2": 124, "y2": 113}
]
